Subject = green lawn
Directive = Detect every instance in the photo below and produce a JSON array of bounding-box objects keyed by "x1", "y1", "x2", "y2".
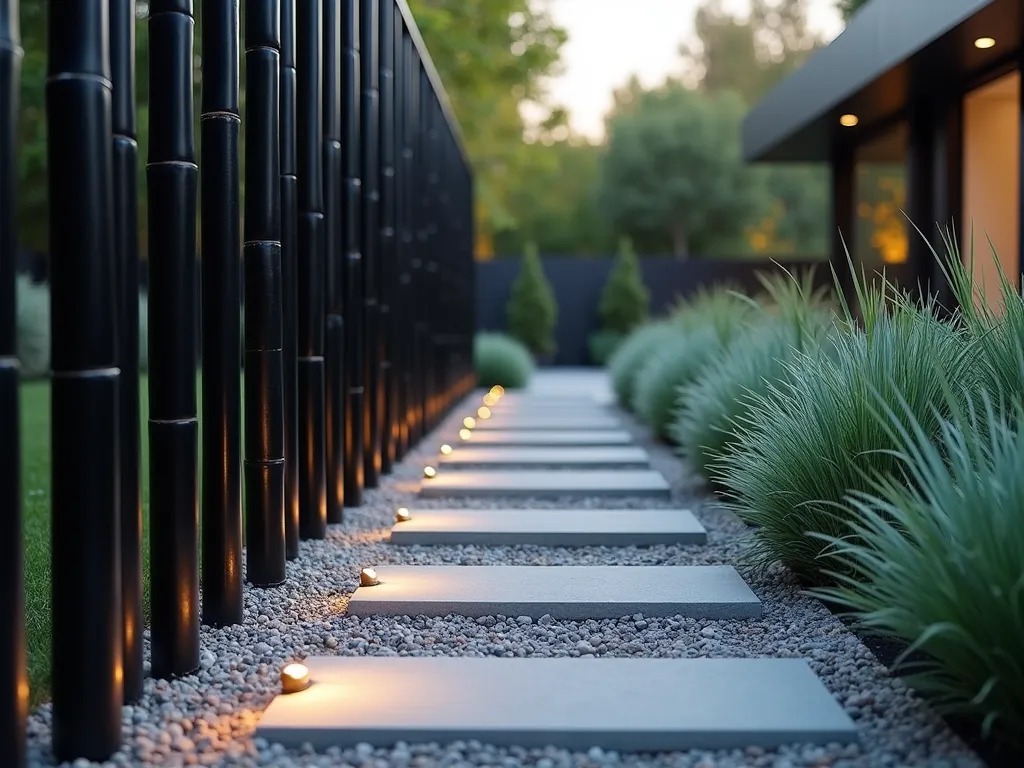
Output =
[{"x1": 21, "y1": 376, "x2": 161, "y2": 704}]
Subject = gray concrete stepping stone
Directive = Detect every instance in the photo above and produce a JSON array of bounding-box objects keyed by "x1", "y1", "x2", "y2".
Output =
[
  {"x1": 389, "y1": 508, "x2": 706, "y2": 546},
  {"x1": 439, "y1": 446, "x2": 649, "y2": 468},
  {"x1": 473, "y1": 414, "x2": 620, "y2": 431},
  {"x1": 347, "y1": 565, "x2": 758, "y2": 619},
  {"x1": 418, "y1": 469, "x2": 670, "y2": 499},
  {"x1": 257, "y1": 656, "x2": 856, "y2": 751},
  {"x1": 454, "y1": 429, "x2": 634, "y2": 447}
]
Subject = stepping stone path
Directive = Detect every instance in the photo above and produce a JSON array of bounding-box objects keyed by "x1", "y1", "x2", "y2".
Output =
[
  {"x1": 258, "y1": 385, "x2": 857, "y2": 753},
  {"x1": 258, "y1": 657, "x2": 857, "y2": 751},
  {"x1": 458, "y1": 429, "x2": 634, "y2": 446},
  {"x1": 437, "y1": 445, "x2": 651, "y2": 469},
  {"x1": 418, "y1": 469, "x2": 671, "y2": 499},
  {"x1": 347, "y1": 565, "x2": 761, "y2": 619},
  {"x1": 472, "y1": 414, "x2": 621, "y2": 430},
  {"x1": 388, "y1": 507, "x2": 707, "y2": 546}
]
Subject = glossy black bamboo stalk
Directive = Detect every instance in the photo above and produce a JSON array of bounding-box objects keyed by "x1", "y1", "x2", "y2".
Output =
[
  {"x1": 391, "y1": 20, "x2": 409, "y2": 462},
  {"x1": 0, "y1": 2, "x2": 26, "y2": 764},
  {"x1": 377, "y1": 0, "x2": 396, "y2": 474},
  {"x1": 360, "y1": 0, "x2": 381, "y2": 486},
  {"x1": 323, "y1": 0, "x2": 345, "y2": 523},
  {"x1": 280, "y1": 0, "x2": 300, "y2": 558},
  {"x1": 422, "y1": 95, "x2": 440, "y2": 428},
  {"x1": 200, "y1": 0, "x2": 243, "y2": 621},
  {"x1": 244, "y1": 0, "x2": 287, "y2": 586},
  {"x1": 48, "y1": 1, "x2": 123, "y2": 760},
  {"x1": 148, "y1": 0, "x2": 200, "y2": 682},
  {"x1": 110, "y1": 0, "x2": 143, "y2": 700},
  {"x1": 397, "y1": 36, "x2": 417, "y2": 455},
  {"x1": 296, "y1": 0, "x2": 328, "y2": 539},
  {"x1": 342, "y1": 0, "x2": 364, "y2": 505}
]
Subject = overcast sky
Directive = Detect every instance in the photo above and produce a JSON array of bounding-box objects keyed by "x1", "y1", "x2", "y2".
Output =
[{"x1": 540, "y1": 0, "x2": 844, "y2": 138}]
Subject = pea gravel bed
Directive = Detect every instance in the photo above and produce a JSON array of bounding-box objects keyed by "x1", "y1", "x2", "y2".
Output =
[{"x1": 27, "y1": 398, "x2": 985, "y2": 767}]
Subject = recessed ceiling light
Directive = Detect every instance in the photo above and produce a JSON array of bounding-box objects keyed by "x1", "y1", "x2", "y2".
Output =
[
  {"x1": 839, "y1": 114, "x2": 859, "y2": 127},
  {"x1": 974, "y1": 37, "x2": 996, "y2": 49}
]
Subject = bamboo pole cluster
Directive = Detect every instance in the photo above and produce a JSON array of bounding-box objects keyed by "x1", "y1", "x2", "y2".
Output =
[{"x1": 1, "y1": 0, "x2": 476, "y2": 762}]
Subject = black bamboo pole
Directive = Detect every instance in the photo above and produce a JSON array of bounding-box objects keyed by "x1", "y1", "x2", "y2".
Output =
[
  {"x1": 244, "y1": 0, "x2": 287, "y2": 586},
  {"x1": 377, "y1": 0, "x2": 395, "y2": 475},
  {"x1": 280, "y1": 0, "x2": 300, "y2": 559},
  {"x1": 0, "y1": 2, "x2": 26, "y2": 764},
  {"x1": 200, "y1": 0, "x2": 243, "y2": 622},
  {"x1": 389, "y1": 10, "x2": 406, "y2": 463},
  {"x1": 360, "y1": 0, "x2": 381, "y2": 487},
  {"x1": 342, "y1": 0, "x2": 364, "y2": 506},
  {"x1": 296, "y1": 0, "x2": 328, "y2": 539},
  {"x1": 110, "y1": 0, "x2": 144, "y2": 700},
  {"x1": 397, "y1": 34, "x2": 416, "y2": 457},
  {"x1": 148, "y1": 0, "x2": 200, "y2": 681},
  {"x1": 323, "y1": 0, "x2": 345, "y2": 523},
  {"x1": 48, "y1": 1, "x2": 123, "y2": 760}
]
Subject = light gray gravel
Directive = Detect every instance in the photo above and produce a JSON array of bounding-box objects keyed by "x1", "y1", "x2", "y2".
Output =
[{"x1": 27, "y1": 384, "x2": 985, "y2": 767}]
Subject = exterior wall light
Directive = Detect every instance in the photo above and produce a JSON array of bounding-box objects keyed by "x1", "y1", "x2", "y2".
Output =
[
  {"x1": 360, "y1": 567, "x2": 380, "y2": 587},
  {"x1": 281, "y1": 662, "x2": 311, "y2": 694}
]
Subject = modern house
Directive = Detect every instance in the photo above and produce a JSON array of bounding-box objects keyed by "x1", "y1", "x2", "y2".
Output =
[{"x1": 742, "y1": 0, "x2": 1023, "y2": 308}]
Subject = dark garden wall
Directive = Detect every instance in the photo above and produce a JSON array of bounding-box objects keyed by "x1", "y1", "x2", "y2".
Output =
[{"x1": 476, "y1": 255, "x2": 831, "y2": 366}]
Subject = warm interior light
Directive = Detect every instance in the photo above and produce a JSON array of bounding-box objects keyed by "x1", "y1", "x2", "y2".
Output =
[
  {"x1": 459, "y1": 428, "x2": 472, "y2": 440},
  {"x1": 395, "y1": 507, "x2": 411, "y2": 523},
  {"x1": 440, "y1": 444, "x2": 453, "y2": 455},
  {"x1": 359, "y1": 567, "x2": 379, "y2": 587},
  {"x1": 423, "y1": 465, "x2": 437, "y2": 479},
  {"x1": 839, "y1": 113, "x2": 859, "y2": 127},
  {"x1": 477, "y1": 406, "x2": 491, "y2": 419},
  {"x1": 463, "y1": 416, "x2": 476, "y2": 429},
  {"x1": 281, "y1": 662, "x2": 311, "y2": 694},
  {"x1": 974, "y1": 36, "x2": 996, "y2": 49}
]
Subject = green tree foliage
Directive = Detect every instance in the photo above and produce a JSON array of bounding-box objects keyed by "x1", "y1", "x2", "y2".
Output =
[
  {"x1": 505, "y1": 243, "x2": 557, "y2": 356},
  {"x1": 836, "y1": 0, "x2": 870, "y2": 21},
  {"x1": 407, "y1": 0, "x2": 568, "y2": 244},
  {"x1": 493, "y1": 135, "x2": 613, "y2": 256},
  {"x1": 680, "y1": 0, "x2": 830, "y2": 259},
  {"x1": 598, "y1": 238, "x2": 649, "y2": 334},
  {"x1": 598, "y1": 84, "x2": 762, "y2": 257}
]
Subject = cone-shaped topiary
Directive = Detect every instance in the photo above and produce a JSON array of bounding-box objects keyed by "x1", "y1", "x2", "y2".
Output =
[
  {"x1": 599, "y1": 237, "x2": 649, "y2": 335},
  {"x1": 506, "y1": 242, "x2": 558, "y2": 357}
]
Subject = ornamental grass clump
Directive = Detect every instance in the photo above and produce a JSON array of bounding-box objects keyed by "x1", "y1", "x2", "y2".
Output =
[
  {"x1": 631, "y1": 325, "x2": 722, "y2": 440},
  {"x1": 672, "y1": 284, "x2": 753, "y2": 345},
  {"x1": 814, "y1": 392, "x2": 1024, "y2": 751},
  {"x1": 674, "y1": 268, "x2": 834, "y2": 482},
  {"x1": 608, "y1": 321, "x2": 678, "y2": 409},
  {"x1": 474, "y1": 332, "x2": 534, "y2": 390},
  {"x1": 716, "y1": 287, "x2": 977, "y2": 587}
]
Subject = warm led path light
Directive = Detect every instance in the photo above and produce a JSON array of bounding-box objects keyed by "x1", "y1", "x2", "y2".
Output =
[
  {"x1": 459, "y1": 429, "x2": 472, "y2": 441},
  {"x1": 423, "y1": 466, "x2": 437, "y2": 479},
  {"x1": 839, "y1": 113, "x2": 858, "y2": 127},
  {"x1": 280, "y1": 662, "x2": 311, "y2": 694},
  {"x1": 360, "y1": 568, "x2": 380, "y2": 587},
  {"x1": 974, "y1": 36, "x2": 995, "y2": 49},
  {"x1": 440, "y1": 444, "x2": 453, "y2": 455},
  {"x1": 395, "y1": 508, "x2": 412, "y2": 523},
  {"x1": 463, "y1": 416, "x2": 476, "y2": 429},
  {"x1": 477, "y1": 406, "x2": 491, "y2": 419}
]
